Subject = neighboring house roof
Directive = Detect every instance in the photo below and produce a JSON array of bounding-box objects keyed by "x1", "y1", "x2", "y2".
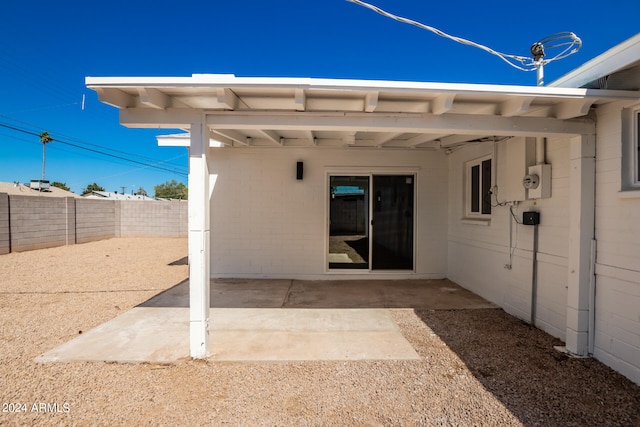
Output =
[
  {"x1": 550, "y1": 32, "x2": 640, "y2": 90},
  {"x1": 83, "y1": 191, "x2": 155, "y2": 201},
  {"x1": 0, "y1": 182, "x2": 80, "y2": 198}
]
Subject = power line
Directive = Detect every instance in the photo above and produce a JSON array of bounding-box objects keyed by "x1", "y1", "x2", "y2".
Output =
[
  {"x1": 0, "y1": 122, "x2": 187, "y2": 176},
  {"x1": 0, "y1": 114, "x2": 186, "y2": 169},
  {"x1": 347, "y1": 0, "x2": 581, "y2": 73}
]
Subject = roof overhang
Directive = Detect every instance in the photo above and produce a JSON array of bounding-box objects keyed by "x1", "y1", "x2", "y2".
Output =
[
  {"x1": 550, "y1": 33, "x2": 640, "y2": 89},
  {"x1": 87, "y1": 74, "x2": 640, "y2": 150}
]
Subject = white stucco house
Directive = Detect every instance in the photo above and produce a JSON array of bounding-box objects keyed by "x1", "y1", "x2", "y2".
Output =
[{"x1": 86, "y1": 33, "x2": 640, "y2": 385}]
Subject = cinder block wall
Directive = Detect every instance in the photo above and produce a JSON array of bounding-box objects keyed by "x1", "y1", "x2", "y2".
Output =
[
  {"x1": 593, "y1": 103, "x2": 640, "y2": 385},
  {"x1": 65, "y1": 198, "x2": 76, "y2": 245},
  {"x1": 75, "y1": 199, "x2": 117, "y2": 244},
  {"x1": 0, "y1": 194, "x2": 188, "y2": 253},
  {"x1": 0, "y1": 193, "x2": 9, "y2": 255},
  {"x1": 8, "y1": 195, "x2": 71, "y2": 252},
  {"x1": 209, "y1": 147, "x2": 449, "y2": 279},
  {"x1": 119, "y1": 200, "x2": 187, "y2": 237}
]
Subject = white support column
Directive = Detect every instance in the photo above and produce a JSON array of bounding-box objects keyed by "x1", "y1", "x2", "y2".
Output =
[
  {"x1": 565, "y1": 134, "x2": 596, "y2": 356},
  {"x1": 188, "y1": 116, "x2": 210, "y2": 359}
]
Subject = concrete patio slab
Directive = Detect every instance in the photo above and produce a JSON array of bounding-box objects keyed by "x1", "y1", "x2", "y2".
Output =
[
  {"x1": 36, "y1": 279, "x2": 494, "y2": 364},
  {"x1": 36, "y1": 307, "x2": 419, "y2": 363},
  {"x1": 139, "y1": 279, "x2": 294, "y2": 308},
  {"x1": 283, "y1": 279, "x2": 495, "y2": 309},
  {"x1": 210, "y1": 308, "x2": 419, "y2": 361},
  {"x1": 36, "y1": 307, "x2": 190, "y2": 363}
]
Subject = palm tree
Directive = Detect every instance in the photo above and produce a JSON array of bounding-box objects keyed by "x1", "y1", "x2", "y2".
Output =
[{"x1": 39, "y1": 131, "x2": 53, "y2": 181}]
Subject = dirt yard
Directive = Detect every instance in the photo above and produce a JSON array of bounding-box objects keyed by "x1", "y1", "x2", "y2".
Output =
[{"x1": 1, "y1": 237, "x2": 639, "y2": 426}]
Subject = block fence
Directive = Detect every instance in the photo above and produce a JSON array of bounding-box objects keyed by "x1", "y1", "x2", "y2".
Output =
[{"x1": 0, "y1": 193, "x2": 187, "y2": 254}]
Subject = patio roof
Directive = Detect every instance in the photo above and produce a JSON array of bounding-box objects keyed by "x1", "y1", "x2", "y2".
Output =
[
  {"x1": 86, "y1": 75, "x2": 640, "y2": 150},
  {"x1": 86, "y1": 73, "x2": 640, "y2": 360}
]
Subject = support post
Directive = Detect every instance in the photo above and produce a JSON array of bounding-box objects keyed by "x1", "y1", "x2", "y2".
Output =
[
  {"x1": 565, "y1": 134, "x2": 595, "y2": 356},
  {"x1": 188, "y1": 116, "x2": 210, "y2": 359}
]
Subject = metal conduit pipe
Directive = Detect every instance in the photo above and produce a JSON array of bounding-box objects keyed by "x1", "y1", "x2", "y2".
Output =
[
  {"x1": 536, "y1": 137, "x2": 546, "y2": 164},
  {"x1": 529, "y1": 137, "x2": 546, "y2": 325},
  {"x1": 531, "y1": 224, "x2": 539, "y2": 325}
]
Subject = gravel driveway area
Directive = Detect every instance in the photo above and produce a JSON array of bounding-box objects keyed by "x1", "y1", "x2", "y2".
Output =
[{"x1": 1, "y1": 237, "x2": 639, "y2": 426}]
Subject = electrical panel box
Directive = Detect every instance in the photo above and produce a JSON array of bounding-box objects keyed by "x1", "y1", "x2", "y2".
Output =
[
  {"x1": 503, "y1": 137, "x2": 536, "y2": 202},
  {"x1": 523, "y1": 211, "x2": 540, "y2": 225},
  {"x1": 527, "y1": 164, "x2": 551, "y2": 199}
]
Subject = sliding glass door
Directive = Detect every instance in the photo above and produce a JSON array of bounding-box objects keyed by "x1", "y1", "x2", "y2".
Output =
[
  {"x1": 328, "y1": 174, "x2": 414, "y2": 271},
  {"x1": 328, "y1": 176, "x2": 370, "y2": 269}
]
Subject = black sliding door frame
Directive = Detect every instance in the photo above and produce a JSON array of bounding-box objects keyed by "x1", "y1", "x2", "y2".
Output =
[{"x1": 327, "y1": 171, "x2": 416, "y2": 273}]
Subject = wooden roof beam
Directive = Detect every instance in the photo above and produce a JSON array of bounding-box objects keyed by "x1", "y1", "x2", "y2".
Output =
[
  {"x1": 138, "y1": 88, "x2": 170, "y2": 109},
  {"x1": 210, "y1": 129, "x2": 248, "y2": 146},
  {"x1": 96, "y1": 88, "x2": 134, "y2": 109},
  {"x1": 373, "y1": 132, "x2": 401, "y2": 147},
  {"x1": 216, "y1": 88, "x2": 239, "y2": 110},
  {"x1": 555, "y1": 99, "x2": 596, "y2": 119},
  {"x1": 364, "y1": 92, "x2": 379, "y2": 112},
  {"x1": 431, "y1": 94, "x2": 455, "y2": 115},
  {"x1": 501, "y1": 97, "x2": 533, "y2": 117},
  {"x1": 305, "y1": 130, "x2": 316, "y2": 145},
  {"x1": 294, "y1": 89, "x2": 306, "y2": 111},
  {"x1": 258, "y1": 129, "x2": 281, "y2": 146}
]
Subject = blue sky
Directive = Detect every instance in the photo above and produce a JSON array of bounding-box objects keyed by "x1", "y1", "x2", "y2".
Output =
[{"x1": 1, "y1": 0, "x2": 638, "y2": 195}]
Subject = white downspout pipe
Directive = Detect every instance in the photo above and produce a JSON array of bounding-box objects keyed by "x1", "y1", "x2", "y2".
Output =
[{"x1": 588, "y1": 239, "x2": 597, "y2": 355}]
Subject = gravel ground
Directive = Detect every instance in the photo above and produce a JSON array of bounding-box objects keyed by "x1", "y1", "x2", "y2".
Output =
[{"x1": 1, "y1": 237, "x2": 639, "y2": 426}]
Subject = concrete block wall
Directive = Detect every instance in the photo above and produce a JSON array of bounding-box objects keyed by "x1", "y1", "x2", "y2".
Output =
[
  {"x1": 75, "y1": 199, "x2": 117, "y2": 244},
  {"x1": 8, "y1": 195, "x2": 72, "y2": 252},
  {"x1": 209, "y1": 147, "x2": 449, "y2": 279},
  {"x1": 65, "y1": 198, "x2": 76, "y2": 245},
  {"x1": 447, "y1": 138, "x2": 571, "y2": 341},
  {"x1": 0, "y1": 193, "x2": 9, "y2": 255},
  {"x1": 119, "y1": 200, "x2": 187, "y2": 237},
  {"x1": 0, "y1": 194, "x2": 188, "y2": 254},
  {"x1": 593, "y1": 102, "x2": 640, "y2": 385}
]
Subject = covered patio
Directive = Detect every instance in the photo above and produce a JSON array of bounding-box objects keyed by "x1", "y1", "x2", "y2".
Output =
[{"x1": 85, "y1": 74, "x2": 638, "y2": 361}]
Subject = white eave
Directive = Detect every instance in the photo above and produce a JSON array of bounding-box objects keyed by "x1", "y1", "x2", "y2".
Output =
[
  {"x1": 87, "y1": 74, "x2": 640, "y2": 150},
  {"x1": 550, "y1": 32, "x2": 640, "y2": 88}
]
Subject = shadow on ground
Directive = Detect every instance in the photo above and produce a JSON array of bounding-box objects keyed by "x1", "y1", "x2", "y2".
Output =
[
  {"x1": 138, "y1": 278, "x2": 495, "y2": 309},
  {"x1": 168, "y1": 256, "x2": 189, "y2": 266},
  {"x1": 415, "y1": 309, "x2": 640, "y2": 426}
]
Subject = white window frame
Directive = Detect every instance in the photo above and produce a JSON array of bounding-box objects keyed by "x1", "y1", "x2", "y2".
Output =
[
  {"x1": 621, "y1": 103, "x2": 640, "y2": 192},
  {"x1": 465, "y1": 155, "x2": 492, "y2": 219}
]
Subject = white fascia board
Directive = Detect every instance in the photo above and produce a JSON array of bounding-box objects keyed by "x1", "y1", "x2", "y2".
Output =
[
  {"x1": 550, "y1": 33, "x2": 640, "y2": 88},
  {"x1": 87, "y1": 75, "x2": 638, "y2": 101},
  {"x1": 157, "y1": 134, "x2": 190, "y2": 147},
  {"x1": 156, "y1": 133, "x2": 224, "y2": 148}
]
